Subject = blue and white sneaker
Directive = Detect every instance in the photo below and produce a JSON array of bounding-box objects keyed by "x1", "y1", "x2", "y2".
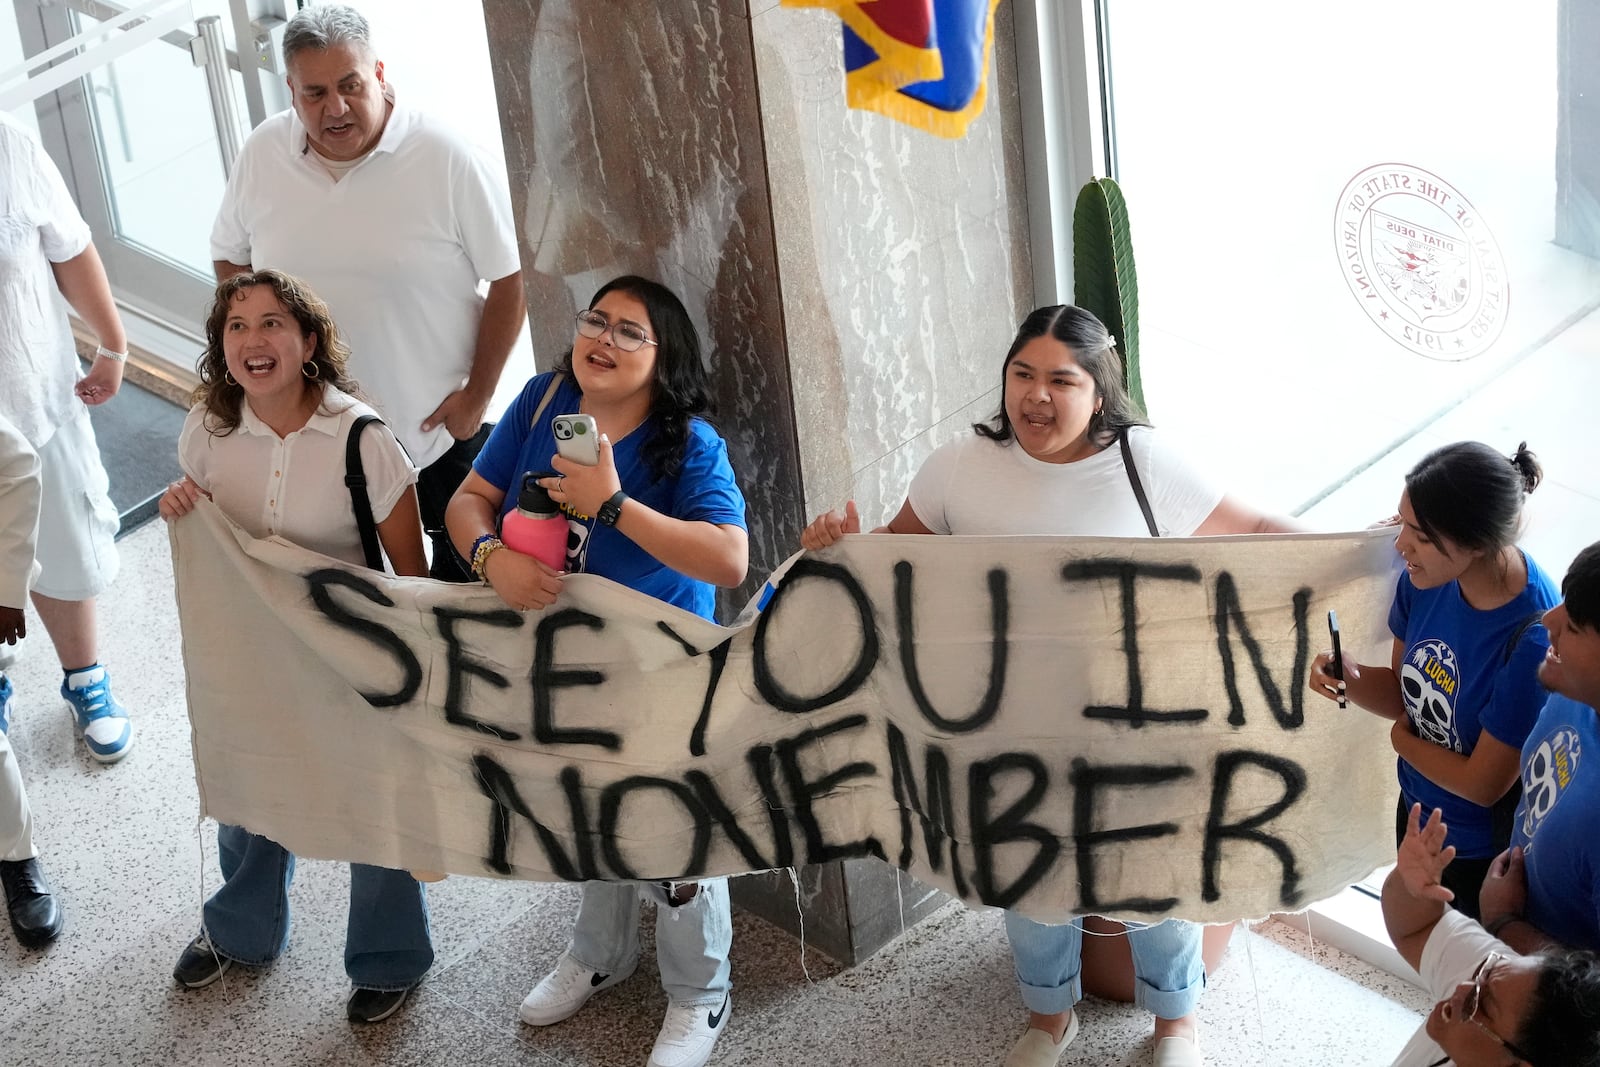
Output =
[
  {"x1": 0, "y1": 673, "x2": 13, "y2": 736},
  {"x1": 61, "y1": 666, "x2": 133, "y2": 763}
]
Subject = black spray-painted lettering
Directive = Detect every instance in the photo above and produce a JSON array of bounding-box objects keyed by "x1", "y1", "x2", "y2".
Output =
[
  {"x1": 1069, "y1": 758, "x2": 1194, "y2": 914},
  {"x1": 471, "y1": 752, "x2": 583, "y2": 879},
  {"x1": 753, "y1": 559, "x2": 878, "y2": 713},
  {"x1": 969, "y1": 752, "x2": 1058, "y2": 909},
  {"x1": 1062, "y1": 560, "x2": 1206, "y2": 726},
  {"x1": 885, "y1": 722, "x2": 968, "y2": 896},
  {"x1": 533, "y1": 608, "x2": 616, "y2": 750},
  {"x1": 1213, "y1": 573, "x2": 1312, "y2": 728},
  {"x1": 305, "y1": 569, "x2": 421, "y2": 707},
  {"x1": 896, "y1": 562, "x2": 1008, "y2": 732},
  {"x1": 775, "y1": 713, "x2": 887, "y2": 864},
  {"x1": 433, "y1": 606, "x2": 524, "y2": 740},
  {"x1": 1201, "y1": 750, "x2": 1306, "y2": 906},
  {"x1": 599, "y1": 776, "x2": 711, "y2": 880},
  {"x1": 657, "y1": 622, "x2": 732, "y2": 758}
]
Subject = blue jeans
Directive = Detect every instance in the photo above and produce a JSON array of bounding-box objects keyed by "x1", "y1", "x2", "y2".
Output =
[
  {"x1": 568, "y1": 878, "x2": 731, "y2": 1007},
  {"x1": 203, "y1": 823, "x2": 433, "y2": 990},
  {"x1": 1004, "y1": 912, "x2": 1206, "y2": 1020}
]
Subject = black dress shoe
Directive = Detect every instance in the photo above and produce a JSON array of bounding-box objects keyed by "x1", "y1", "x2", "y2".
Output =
[{"x1": 1, "y1": 857, "x2": 63, "y2": 948}]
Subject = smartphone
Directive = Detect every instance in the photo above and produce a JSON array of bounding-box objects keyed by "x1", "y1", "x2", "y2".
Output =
[
  {"x1": 552, "y1": 414, "x2": 599, "y2": 466},
  {"x1": 1327, "y1": 610, "x2": 1348, "y2": 709}
]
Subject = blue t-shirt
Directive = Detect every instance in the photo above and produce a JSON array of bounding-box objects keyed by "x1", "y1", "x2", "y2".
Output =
[
  {"x1": 1388, "y1": 552, "x2": 1559, "y2": 857},
  {"x1": 1513, "y1": 693, "x2": 1600, "y2": 950},
  {"x1": 473, "y1": 372, "x2": 747, "y2": 621}
]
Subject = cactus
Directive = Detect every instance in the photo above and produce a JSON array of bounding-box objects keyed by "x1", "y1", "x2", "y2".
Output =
[{"x1": 1072, "y1": 177, "x2": 1144, "y2": 415}]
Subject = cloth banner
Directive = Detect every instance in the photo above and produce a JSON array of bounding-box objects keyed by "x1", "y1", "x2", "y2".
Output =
[
  {"x1": 782, "y1": 0, "x2": 1004, "y2": 139},
  {"x1": 172, "y1": 501, "x2": 1402, "y2": 925}
]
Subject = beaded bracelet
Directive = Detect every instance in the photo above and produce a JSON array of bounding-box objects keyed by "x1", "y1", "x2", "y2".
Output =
[{"x1": 469, "y1": 533, "x2": 504, "y2": 581}]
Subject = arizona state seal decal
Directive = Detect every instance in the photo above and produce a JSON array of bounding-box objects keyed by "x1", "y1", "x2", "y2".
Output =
[{"x1": 1335, "y1": 163, "x2": 1509, "y2": 360}]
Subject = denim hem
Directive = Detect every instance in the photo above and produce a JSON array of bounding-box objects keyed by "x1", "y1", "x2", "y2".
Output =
[
  {"x1": 1016, "y1": 977, "x2": 1081, "y2": 1016},
  {"x1": 1131, "y1": 973, "x2": 1206, "y2": 1020},
  {"x1": 566, "y1": 944, "x2": 640, "y2": 978},
  {"x1": 349, "y1": 979, "x2": 423, "y2": 993}
]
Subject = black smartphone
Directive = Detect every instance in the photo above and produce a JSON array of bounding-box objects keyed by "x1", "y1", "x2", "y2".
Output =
[{"x1": 1328, "y1": 609, "x2": 1348, "y2": 709}]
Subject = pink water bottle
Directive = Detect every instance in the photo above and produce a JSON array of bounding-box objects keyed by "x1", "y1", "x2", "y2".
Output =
[{"x1": 500, "y1": 472, "x2": 567, "y2": 570}]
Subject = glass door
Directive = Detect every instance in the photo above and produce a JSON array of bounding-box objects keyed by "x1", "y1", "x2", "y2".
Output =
[{"x1": 9, "y1": 0, "x2": 289, "y2": 357}]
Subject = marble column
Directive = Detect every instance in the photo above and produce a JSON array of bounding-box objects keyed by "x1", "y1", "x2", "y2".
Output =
[{"x1": 482, "y1": 0, "x2": 1033, "y2": 964}]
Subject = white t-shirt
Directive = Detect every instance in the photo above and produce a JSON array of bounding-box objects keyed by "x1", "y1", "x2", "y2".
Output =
[
  {"x1": 178, "y1": 386, "x2": 417, "y2": 568},
  {"x1": 1390, "y1": 909, "x2": 1517, "y2": 1067},
  {"x1": 908, "y1": 426, "x2": 1224, "y2": 537},
  {"x1": 210, "y1": 95, "x2": 521, "y2": 467},
  {"x1": 0, "y1": 112, "x2": 93, "y2": 449}
]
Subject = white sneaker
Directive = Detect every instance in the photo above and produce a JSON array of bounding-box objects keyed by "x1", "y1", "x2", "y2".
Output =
[
  {"x1": 647, "y1": 994, "x2": 730, "y2": 1067},
  {"x1": 517, "y1": 951, "x2": 635, "y2": 1026},
  {"x1": 1003, "y1": 1012, "x2": 1080, "y2": 1067},
  {"x1": 1152, "y1": 1034, "x2": 1203, "y2": 1067}
]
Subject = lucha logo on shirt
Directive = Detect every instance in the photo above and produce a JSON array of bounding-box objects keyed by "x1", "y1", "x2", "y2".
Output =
[
  {"x1": 1400, "y1": 638, "x2": 1460, "y2": 749},
  {"x1": 565, "y1": 516, "x2": 591, "y2": 574},
  {"x1": 1520, "y1": 725, "x2": 1582, "y2": 841}
]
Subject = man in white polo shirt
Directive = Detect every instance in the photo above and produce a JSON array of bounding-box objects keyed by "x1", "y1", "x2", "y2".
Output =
[{"x1": 211, "y1": 3, "x2": 524, "y2": 582}]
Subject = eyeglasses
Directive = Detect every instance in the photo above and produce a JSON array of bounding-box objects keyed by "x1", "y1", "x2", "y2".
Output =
[
  {"x1": 1427, "y1": 952, "x2": 1536, "y2": 1067},
  {"x1": 574, "y1": 310, "x2": 657, "y2": 353}
]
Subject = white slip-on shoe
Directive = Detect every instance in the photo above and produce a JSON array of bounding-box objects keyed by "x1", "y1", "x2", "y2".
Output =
[
  {"x1": 1003, "y1": 1012, "x2": 1080, "y2": 1067},
  {"x1": 1152, "y1": 1034, "x2": 1203, "y2": 1067}
]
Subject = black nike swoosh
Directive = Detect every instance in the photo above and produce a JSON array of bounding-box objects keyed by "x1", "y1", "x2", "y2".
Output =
[
  {"x1": 590, "y1": 972, "x2": 610, "y2": 987},
  {"x1": 707, "y1": 994, "x2": 728, "y2": 1029}
]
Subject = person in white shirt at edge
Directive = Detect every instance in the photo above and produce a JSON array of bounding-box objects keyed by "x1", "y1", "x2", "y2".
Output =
[
  {"x1": 210, "y1": 3, "x2": 525, "y2": 583},
  {"x1": 800, "y1": 305, "x2": 1301, "y2": 1067},
  {"x1": 0, "y1": 111, "x2": 134, "y2": 764},
  {"x1": 0, "y1": 414, "x2": 65, "y2": 949},
  {"x1": 158, "y1": 270, "x2": 431, "y2": 1025},
  {"x1": 1383, "y1": 802, "x2": 1600, "y2": 1066}
]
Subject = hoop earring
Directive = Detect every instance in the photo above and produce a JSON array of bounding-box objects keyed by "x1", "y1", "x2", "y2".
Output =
[
  {"x1": 302, "y1": 360, "x2": 321, "y2": 380},
  {"x1": 224, "y1": 370, "x2": 238, "y2": 387}
]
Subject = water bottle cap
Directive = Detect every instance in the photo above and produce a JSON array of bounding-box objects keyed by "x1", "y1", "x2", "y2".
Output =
[{"x1": 517, "y1": 472, "x2": 559, "y2": 516}]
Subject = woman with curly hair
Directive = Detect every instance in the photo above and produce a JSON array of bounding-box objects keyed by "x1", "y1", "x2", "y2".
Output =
[{"x1": 158, "y1": 268, "x2": 431, "y2": 1024}]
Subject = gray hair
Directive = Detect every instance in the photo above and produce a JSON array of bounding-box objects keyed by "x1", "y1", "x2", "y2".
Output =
[{"x1": 282, "y1": 4, "x2": 374, "y2": 68}]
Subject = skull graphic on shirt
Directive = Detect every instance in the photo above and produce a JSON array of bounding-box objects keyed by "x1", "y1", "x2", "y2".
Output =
[{"x1": 1401, "y1": 638, "x2": 1461, "y2": 750}]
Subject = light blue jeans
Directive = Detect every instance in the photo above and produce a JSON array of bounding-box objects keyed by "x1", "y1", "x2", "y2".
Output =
[
  {"x1": 203, "y1": 823, "x2": 434, "y2": 991},
  {"x1": 1004, "y1": 911, "x2": 1206, "y2": 1020},
  {"x1": 568, "y1": 878, "x2": 732, "y2": 1007}
]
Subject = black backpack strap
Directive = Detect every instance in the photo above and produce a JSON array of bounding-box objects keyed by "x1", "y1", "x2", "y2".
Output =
[
  {"x1": 1119, "y1": 429, "x2": 1160, "y2": 538},
  {"x1": 346, "y1": 414, "x2": 385, "y2": 572},
  {"x1": 1502, "y1": 611, "x2": 1545, "y2": 666}
]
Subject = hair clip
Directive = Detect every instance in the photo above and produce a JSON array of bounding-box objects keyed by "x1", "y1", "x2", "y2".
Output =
[{"x1": 1106, "y1": 334, "x2": 1118, "y2": 348}]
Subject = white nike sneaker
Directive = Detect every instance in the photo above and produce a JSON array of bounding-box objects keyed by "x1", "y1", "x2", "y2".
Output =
[
  {"x1": 647, "y1": 993, "x2": 730, "y2": 1067},
  {"x1": 517, "y1": 950, "x2": 636, "y2": 1026}
]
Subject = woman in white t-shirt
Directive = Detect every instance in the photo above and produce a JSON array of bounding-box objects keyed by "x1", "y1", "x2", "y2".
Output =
[
  {"x1": 158, "y1": 269, "x2": 432, "y2": 1024},
  {"x1": 802, "y1": 304, "x2": 1297, "y2": 1067}
]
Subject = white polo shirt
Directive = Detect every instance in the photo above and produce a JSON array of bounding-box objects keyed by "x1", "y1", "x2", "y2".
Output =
[
  {"x1": 178, "y1": 387, "x2": 416, "y2": 568},
  {"x1": 0, "y1": 112, "x2": 93, "y2": 449},
  {"x1": 210, "y1": 95, "x2": 521, "y2": 468}
]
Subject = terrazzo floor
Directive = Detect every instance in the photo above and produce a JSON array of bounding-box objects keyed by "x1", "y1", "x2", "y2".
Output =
[{"x1": 0, "y1": 506, "x2": 1431, "y2": 1066}]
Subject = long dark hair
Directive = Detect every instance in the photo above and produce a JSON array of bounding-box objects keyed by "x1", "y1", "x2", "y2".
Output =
[
  {"x1": 555, "y1": 274, "x2": 710, "y2": 480},
  {"x1": 973, "y1": 304, "x2": 1148, "y2": 448},
  {"x1": 1404, "y1": 441, "x2": 1541, "y2": 555},
  {"x1": 193, "y1": 270, "x2": 363, "y2": 436}
]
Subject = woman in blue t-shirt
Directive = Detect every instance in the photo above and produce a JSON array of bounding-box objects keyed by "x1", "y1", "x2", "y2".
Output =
[
  {"x1": 446, "y1": 275, "x2": 747, "y2": 1067},
  {"x1": 1310, "y1": 441, "x2": 1557, "y2": 918}
]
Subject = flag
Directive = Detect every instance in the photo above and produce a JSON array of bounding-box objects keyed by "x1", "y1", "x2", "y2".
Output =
[{"x1": 783, "y1": 0, "x2": 1003, "y2": 139}]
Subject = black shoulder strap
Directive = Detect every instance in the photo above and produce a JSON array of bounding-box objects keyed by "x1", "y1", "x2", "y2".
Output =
[
  {"x1": 1502, "y1": 611, "x2": 1545, "y2": 667},
  {"x1": 1119, "y1": 429, "x2": 1160, "y2": 538},
  {"x1": 346, "y1": 414, "x2": 385, "y2": 572}
]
